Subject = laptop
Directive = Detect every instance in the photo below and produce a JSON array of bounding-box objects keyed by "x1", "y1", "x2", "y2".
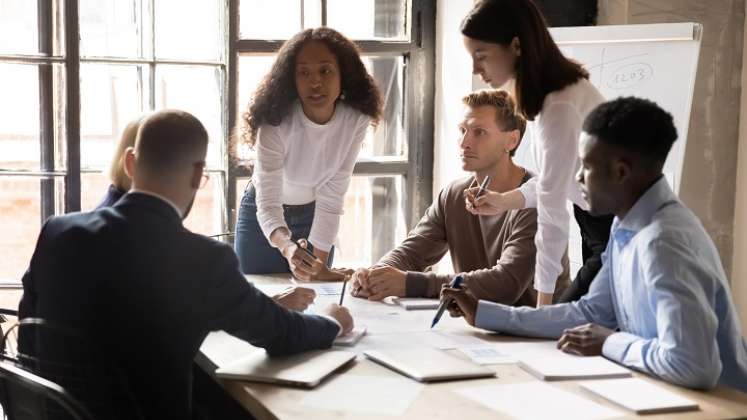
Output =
[
  {"x1": 215, "y1": 350, "x2": 357, "y2": 388},
  {"x1": 364, "y1": 348, "x2": 496, "y2": 382}
]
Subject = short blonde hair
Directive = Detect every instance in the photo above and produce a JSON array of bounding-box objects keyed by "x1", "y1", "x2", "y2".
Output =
[
  {"x1": 462, "y1": 89, "x2": 527, "y2": 156},
  {"x1": 107, "y1": 116, "x2": 145, "y2": 191}
]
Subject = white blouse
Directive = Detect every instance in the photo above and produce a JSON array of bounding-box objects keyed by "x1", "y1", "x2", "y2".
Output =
[
  {"x1": 518, "y1": 78, "x2": 605, "y2": 294},
  {"x1": 253, "y1": 101, "x2": 371, "y2": 252}
]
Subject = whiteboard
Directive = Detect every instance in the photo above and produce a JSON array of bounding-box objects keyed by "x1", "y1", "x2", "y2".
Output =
[
  {"x1": 474, "y1": 22, "x2": 703, "y2": 275},
  {"x1": 552, "y1": 22, "x2": 702, "y2": 194}
]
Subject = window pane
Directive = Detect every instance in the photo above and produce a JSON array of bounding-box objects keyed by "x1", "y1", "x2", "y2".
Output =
[
  {"x1": 360, "y1": 56, "x2": 405, "y2": 157},
  {"x1": 155, "y1": 65, "x2": 223, "y2": 168},
  {"x1": 81, "y1": 172, "x2": 113, "y2": 211},
  {"x1": 80, "y1": 63, "x2": 147, "y2": 169},
  {"x1": 235, "y1": 55, "x2": 405, "y2": 160},
  {"x1": 155, "y1": 0, "x2": 222, "y2": 61},
  {"x1": 336, "y1": 175, "x2": 406, "y2": 267},
  {"x1": 0, "y1": 0, "x2": 38, "y2": 54},
  {"x1": 0, "y1": 176, "x2": 64, "y2": 283},
  {"x1": 236, "y1": 55, "x2": 275, "y2": 161},
  {"x1": 240, "y1": 0, "x2": 301, "y2": 40},
  {"x1": 184, "y1": 172, "x2": 224, "y2": 236},
  {"x1": 0, "y1": 63, "x2": 39, "y2": 170},
  {"x1": 327, "y1": 0, "x2": 408, "y2": 40},
  {"x1": 79, "y1": 0, "x2": 148, "y2": 58}
]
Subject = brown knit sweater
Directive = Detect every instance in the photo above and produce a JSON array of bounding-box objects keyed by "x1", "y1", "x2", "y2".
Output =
[{"x1": 376, "y1": 174, "x2": 570, "y2": 307}]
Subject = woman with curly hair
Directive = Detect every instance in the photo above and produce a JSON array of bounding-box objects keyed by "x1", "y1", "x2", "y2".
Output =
[{"x1": 234, "y1": 27, "x2": 383, "y2": 281}]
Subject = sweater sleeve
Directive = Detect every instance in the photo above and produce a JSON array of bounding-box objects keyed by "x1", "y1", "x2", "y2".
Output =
[
  {"x1": 308, "y1": 115, "x2": 370, "y2": 252},
  {"x1": 254, "y1": 125, "x2": 289, "y2": 243}
]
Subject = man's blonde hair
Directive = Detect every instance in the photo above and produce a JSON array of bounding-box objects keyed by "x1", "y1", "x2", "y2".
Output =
[
  {"x1": 108, "y1": 116, "x2": 145, "y2": 191},
  {"x1": 462, "y1": 89, "x2": 527, "y2": 156}
]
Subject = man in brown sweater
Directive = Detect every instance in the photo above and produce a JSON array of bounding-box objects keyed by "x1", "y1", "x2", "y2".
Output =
[{"x1": 351, "y1": 89, "x2": 569, "y2": 306}]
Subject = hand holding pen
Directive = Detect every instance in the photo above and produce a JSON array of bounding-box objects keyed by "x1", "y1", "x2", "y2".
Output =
[
  {"x1": 280, "y1": 238, "x2": 324, "y2": 281},
  {"x1": 431, "y1": 275, "x2": 464, "y2": 328},
  {"x1": 439, "y1": 278, "x2": 479, "y2": 327}
]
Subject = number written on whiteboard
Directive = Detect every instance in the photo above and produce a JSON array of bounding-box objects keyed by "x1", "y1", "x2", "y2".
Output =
[{"x1": 607, "y1": 63, "x2": 653, "y2": 90}]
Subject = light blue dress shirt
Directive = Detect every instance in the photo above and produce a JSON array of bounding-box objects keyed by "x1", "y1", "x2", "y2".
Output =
[{"x1": 475, "y1": 177, "x2": 747, "y2": 392}]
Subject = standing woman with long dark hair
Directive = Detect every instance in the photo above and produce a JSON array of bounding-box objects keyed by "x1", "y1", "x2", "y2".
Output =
[
  {"x1": 234, "y1": 27, "x2": 383, "y2": 280},
  {"x1": 462, "y1": 0, "x2": 614, "y2": 305}
]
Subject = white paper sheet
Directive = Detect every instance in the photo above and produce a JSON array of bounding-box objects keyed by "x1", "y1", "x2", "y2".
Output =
[
  {"x1": 454, "y1": 382, "x2": 622, "y2": 420},
  {"x1": 301, "y1": 374, "x2": 424, "y2": 416},
  {"x1": 458, "y1": 345, "x2": 518, "y2": 365}
]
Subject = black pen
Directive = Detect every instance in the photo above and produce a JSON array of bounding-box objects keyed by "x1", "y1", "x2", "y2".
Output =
[
  {"x1": 339, "y1": 279, "x2": 348, "y2": 306},
  {"x1": 294, "y1": 239, "x2": 317, "y2": 266},
  {"x1": 475, "y1": 175, "x2": 492, "y2": 198}
]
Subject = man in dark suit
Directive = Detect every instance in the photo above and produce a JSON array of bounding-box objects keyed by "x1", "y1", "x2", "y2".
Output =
[{"x1": 18, "y1": 110, "x2": 353, "y2": 419}]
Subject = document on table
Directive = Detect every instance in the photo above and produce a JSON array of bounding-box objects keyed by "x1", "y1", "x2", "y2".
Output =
[
  {"x1": 254, "y1": 282, "x2": 343, "y2": 297},
  {"x1": 457, "y1": 345, "x2": 518, "y2": 365},
  {"x1": 579, "y1": 378, "x2": 700, "y2": 414},
  {"x1": 454, "y1": 382, "x2": 622, "y2": 420},
  {"x1": 353, "y1": 329, "x2": 490, "y2": 353},
  {"x1": 333, "y1": 326, "x2": 367, "y2": 346},
  {"x1": 301, "y1": 374, "x2": 424, "y2": 416}
]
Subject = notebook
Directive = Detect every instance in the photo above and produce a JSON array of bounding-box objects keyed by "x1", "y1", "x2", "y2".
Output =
[
  {"x1": 518, "y1": 353, "x2": 632, "y2": 381},
  {"x1": 394, "y1": 298, "x2": 440, "y2": 310},
  {"x1": 334, "y1": 326, "x2": 367, "y2": 346},
  {"x1": 364, "y1": 348, "x2": 496, "y2": 382},
  {"x1": 580, "y1": 378, "x2": 700, "y2": 414},
  {"x1": 215, "y1": 350, "x2": 356, "y2": 388}
]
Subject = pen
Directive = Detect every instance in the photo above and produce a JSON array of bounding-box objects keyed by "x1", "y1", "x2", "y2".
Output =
[
  {"x1": 339, "y1": 279, "x2": 348, "y2": 306},
  {"x1": 431, "y1": 275, "x2": 464, "y2": 328},
  {"x1": 294, "y1": 239, "x2": 317, "y2": 266},
  {"x1": 475, "y1": 175, "x2": 492, "y2": 199}
]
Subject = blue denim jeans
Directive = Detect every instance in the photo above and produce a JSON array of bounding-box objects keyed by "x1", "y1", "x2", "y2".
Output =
[{"x1": 234, "y1": 183, "x2": 334, "y2": 274}]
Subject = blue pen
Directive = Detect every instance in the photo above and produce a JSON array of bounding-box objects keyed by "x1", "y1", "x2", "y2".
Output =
[{"x1": 431, "y1": 275, "x2": 464, "y2": 328}]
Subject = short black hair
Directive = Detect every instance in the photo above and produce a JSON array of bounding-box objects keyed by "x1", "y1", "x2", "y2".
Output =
[{"x1": 583, "y1": 97, "x2": 677, "y2": 165}]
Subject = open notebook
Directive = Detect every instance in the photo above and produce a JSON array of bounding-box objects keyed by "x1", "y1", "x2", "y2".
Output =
[{"x1": 580, "y1": 378, "x2": 700, "y2": 414}]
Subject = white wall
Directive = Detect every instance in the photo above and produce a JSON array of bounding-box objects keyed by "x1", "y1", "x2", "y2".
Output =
[
  {"x1": 433, "y1": 0, "x2": 474, "y2": 273},
  {"x1": 732, "y1": 0, "x2": 747, "y2": 336},
  {"x1": 433, "y1": 0, "x2": 474, "y2": 196}
]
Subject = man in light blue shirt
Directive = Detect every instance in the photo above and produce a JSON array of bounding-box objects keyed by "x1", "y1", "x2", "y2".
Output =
[{"x1": 446, "y1": 97, "x2": 747, "y2": 392}]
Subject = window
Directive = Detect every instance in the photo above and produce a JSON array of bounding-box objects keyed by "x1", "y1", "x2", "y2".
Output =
[
  {"x1": 0, "y1": 0, "x2": 434, "y2": 283},
  {"x1": 233, "y1": 0, "x2": 435, "y2": 267}
]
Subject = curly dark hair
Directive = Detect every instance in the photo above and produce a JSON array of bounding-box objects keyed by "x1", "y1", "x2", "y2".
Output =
[{"x1": 238, "y1": 27, "x2": 383, "y2": 149}]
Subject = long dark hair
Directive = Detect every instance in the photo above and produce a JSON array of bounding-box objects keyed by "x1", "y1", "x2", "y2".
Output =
[
  {"x1": 238, "y1": 27, "x2": 383, "y2": 149},
  {"x1": 460, "y1": 0, "x2": 588, "y2": 119}
]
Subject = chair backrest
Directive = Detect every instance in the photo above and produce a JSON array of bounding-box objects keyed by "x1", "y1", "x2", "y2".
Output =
[
  {"x1": 0, "y1": 359, "x2": 95, "y2": 420},
  {"x1": 0, "y1": 308, "x2": 18, "y2": 360},
  {"x1": 1, "y1": 318, "x2": 145, "y2": 420}
]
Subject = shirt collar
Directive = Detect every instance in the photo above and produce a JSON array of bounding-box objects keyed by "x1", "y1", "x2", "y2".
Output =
[
  {"x1": 614, "y1": 176, "x2": 677, "y2": 235},
  {"x1": 130, "y1": 188, "x2": 183, "y2": 219}
]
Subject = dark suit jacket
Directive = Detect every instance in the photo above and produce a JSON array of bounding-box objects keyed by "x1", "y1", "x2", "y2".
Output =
[
  {"x1": 18, "y1": 192, "x2": 339, "y2": 419},
  {"x1": 94, "y1": 184, "x2": 126, "y2": 210}
]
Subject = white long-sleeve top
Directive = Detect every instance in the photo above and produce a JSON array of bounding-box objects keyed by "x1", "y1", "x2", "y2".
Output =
[
  {"x1": 253, "y1": 101, "x2": 371, "y2": 252},
  {"x1": 517, "y1": 78, "x2": 604, "y2": 294}
]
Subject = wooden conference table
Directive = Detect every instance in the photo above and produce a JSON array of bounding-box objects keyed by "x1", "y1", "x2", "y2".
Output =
[{"x1": 196, "y1": 274, "x2": 747, "y2": 420}]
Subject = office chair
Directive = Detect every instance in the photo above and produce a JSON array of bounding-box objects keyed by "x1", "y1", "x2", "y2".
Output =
[
  {"x1": 0, "y1": 359, "x2": 95, "y2": 420},
  {"x1": 0, "y1": 318, "x2": 144, "y2": 420}
]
